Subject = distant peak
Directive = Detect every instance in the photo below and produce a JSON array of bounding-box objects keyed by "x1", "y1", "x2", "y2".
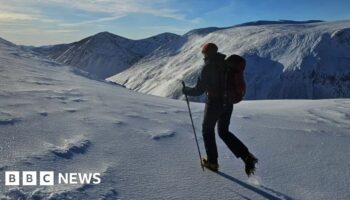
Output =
[
  {"x1": 155, "y1": 32, "x2": 180, "y2": 37},
  {"x1": 184, "y1": 27, "x2": 222, "y2": 37},
  {"x1": 89, "y1": 31, "x2": 130, "y2": 42},
  {"x1": 93, "y1": 31, "x2": 115, "y2": 37},
  {"x1": 143, "y1": 32, "x2": 181, "y2": 40}
]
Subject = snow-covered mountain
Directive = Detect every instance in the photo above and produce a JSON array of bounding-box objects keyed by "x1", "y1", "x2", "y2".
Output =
[
  {"x1": 32, "y1": 32, "x2": 180, "y2": 79},
  {"x1": 1, "y1": 36, "x2": 350, "y2": 199},
  {"x1": 108, "y1": 20, "x2": 350, "y2": 100},
  {"x1": 0, "y1": 37, "x2": 15, "y2": 48}
]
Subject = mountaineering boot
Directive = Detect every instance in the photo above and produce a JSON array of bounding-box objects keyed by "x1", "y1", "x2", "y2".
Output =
[
  {"x1": 202, "y1": 158, "x2": 219, "y2": 172},
  {"x1": 244, "y1": 153, "x2": 258, "y2": 177}
]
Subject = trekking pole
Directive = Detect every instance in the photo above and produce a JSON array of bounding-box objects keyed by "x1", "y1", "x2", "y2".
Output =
[{"x1": 182, "y1": 81, "x2": 204, "y2": 171}]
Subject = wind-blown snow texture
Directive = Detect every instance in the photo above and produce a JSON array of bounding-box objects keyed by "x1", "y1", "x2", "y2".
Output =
[
  {"x1": 33, "y1": 32, "x2": 180, "y2": 79},
  {"x1": 108, "y1": 20, "x2": 350, "y2": 100},
  {"x1": 1, "y1": 36, "x2": 350, "y2": 199}
]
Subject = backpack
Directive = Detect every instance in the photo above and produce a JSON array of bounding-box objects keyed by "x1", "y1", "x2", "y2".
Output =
[{"x1": 224, "y1": 55, "x2": 246, "y2": 104}]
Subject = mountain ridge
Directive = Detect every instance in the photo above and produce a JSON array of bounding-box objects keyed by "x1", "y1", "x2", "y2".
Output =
[
  {"x1": 107, "y1": 20, "x2": 350, "y2": 100},
  {"x1": 9, "y1": 20, "x2": 350, "y2": 100},
  {"x1": 32, "y1": 31, "x2": 181, "y2": 79}
]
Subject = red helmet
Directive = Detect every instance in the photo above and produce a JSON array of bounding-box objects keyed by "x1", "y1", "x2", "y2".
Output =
[{"x1": 201, "y1": 43, "x2": 218, "y2": 56}]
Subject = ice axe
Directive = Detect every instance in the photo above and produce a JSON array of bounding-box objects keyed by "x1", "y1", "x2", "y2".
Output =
[{"x1": 182, "y1": 81, "x2": 204, "y2": 171}]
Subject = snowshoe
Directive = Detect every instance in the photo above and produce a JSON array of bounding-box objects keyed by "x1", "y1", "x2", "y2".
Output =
[
  {"x1": 244, "y1": 153, "x2": 258, "y2": 177},
  {"x1": 202, "y1": 158, "x2": 219, "y2": 172}
]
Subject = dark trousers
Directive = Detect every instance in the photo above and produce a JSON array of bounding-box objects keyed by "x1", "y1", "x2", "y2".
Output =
[{"x1": 202, "y1": 100, "x2": 249, "y2": 164}]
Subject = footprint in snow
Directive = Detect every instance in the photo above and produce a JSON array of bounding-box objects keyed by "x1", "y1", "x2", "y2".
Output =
[
  {"x1": 151, "y1": 130, "x2": 176, "y2": 140},
  {"x1": 38, "y1": 111, "x2": 48, "y2": 117},
  {"x1": 0, "y1": 117, "x2": 21, "y2": 125},
  {"x1": 125, "y1": 112, "x2": 148, "y2": 119},
  {"x1": 172, "y1": 109, "x2": 186, "y2": 113},
  {"x1": 32, "y1": 81, "x2": 54, "y2": 86},
  {"x1": 50, "y1": 139, "x2": 91, "y2": 159},
  {"x1": 236, "y1": 115, "x2": 252, "y2": 119},
  {"x1": 71, "y1": 98, "x2": 87, "y2": 103},
  {"x1": 46, "y1": 95, "x2": 67, "y2": 100},
  {"x1": 113, "y1": 120, "x2": 126, "y2": 125},
  {"x1": 64, "y1": 108, "x2": 78, "y2": 113},
  {"x1": 155, "y1": 110, "x2": 168, "y2": 114}
]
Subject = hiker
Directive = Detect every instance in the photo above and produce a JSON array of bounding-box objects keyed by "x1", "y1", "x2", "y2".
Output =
[{"x1": 182, "y1": 43, "x2": 258, "y2": 176}]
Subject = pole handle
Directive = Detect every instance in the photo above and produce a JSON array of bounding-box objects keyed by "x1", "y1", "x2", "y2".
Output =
[{"x1": 182, "y1": 80, "x2": 204, "y2": 171}]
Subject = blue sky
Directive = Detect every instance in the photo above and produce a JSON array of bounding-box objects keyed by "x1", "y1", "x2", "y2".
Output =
[{"x1": 0, "y1": 0, "x2": 349, "y2": 46}]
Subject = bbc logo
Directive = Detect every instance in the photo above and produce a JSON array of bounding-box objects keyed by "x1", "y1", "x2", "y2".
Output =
[
  {"x1": 5, "y1": 171, "x2": 54, "y2": 186},
  {"x1": 4, "y1": 171, "x2": 101, "y2": 186}
]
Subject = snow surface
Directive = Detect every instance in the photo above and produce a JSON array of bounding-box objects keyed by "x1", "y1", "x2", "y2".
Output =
[
  {"x1": 1, "y1": 37, "x2": 350, "y2": 200},
  {"x1": 108, "y1": 20, "x2": 350, "y2": 100}
]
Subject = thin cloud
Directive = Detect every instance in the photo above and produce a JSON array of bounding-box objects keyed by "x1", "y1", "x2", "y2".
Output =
[
  {"x1": 0, "y1": 0, "x2": 43, "y2": 20},
  {"x1": 0, "y1": 11, "x2": 37, "y2": 21},
  {"x1": 0, "y1": 0, "x2": 197, "y2": 26},
  {"x1": 59, "y1": 15, "x2": 126, "y2": 27},
  {"x1": 44, "y1": 29, "x2": 79, "y2": 33},
  {"x1": 48, "y1": 0, "x2": 186, "y2": 21},
  {"x1": 190, "y1": 17, "x2": 205, "y2": 24}
]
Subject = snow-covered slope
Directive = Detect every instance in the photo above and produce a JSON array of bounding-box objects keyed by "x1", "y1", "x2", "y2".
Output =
[
  {"x1": 32, "y1": 32, "x2": 180, "y2": 79},
  {"x1": 0, "y1": 37, "x2": 16, "y2": 48},
  {"x1": 108, "y1": 20, "x2": 350, "y2": 100},
  {"x1": 234, "y1": 20, "x2": 324, "y2": 27},
  {"x1": 1, "y1": 36, "x2": 350, "y2": 199}
]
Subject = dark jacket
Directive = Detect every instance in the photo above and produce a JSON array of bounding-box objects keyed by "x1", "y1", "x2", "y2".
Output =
[{"x1": 185, "y1": 52, "x2": 227, "y2": 101}]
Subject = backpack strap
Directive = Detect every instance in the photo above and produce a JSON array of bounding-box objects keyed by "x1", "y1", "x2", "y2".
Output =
[{"x1": 223, "y1": 63, "x2": 230, "y2": 106}]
